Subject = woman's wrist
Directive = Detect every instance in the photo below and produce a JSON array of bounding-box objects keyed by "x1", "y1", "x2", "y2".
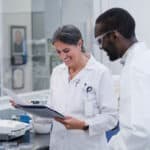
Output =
[{"x1": 82, "y1": 125, "x2": 89, "y2": 130}]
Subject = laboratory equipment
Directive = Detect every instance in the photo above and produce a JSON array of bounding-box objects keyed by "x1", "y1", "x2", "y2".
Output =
[{"x1": 0, "y1": 119, "x2": 30, "y2": 140}]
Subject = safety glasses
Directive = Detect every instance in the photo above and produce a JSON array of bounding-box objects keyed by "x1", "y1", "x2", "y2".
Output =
[{"x1": 95, "y1": 30, "x2": 115, "y2": 49}]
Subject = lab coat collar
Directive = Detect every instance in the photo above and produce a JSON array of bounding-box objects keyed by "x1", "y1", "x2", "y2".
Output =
[
  {"x1": 120, "y1": 51, "x2": 128, "y2": 65},
  {"x1": 59, "y1": 54, "x2": 97, "y2": 83},
  {"x1": 84, "y1": 55, "x2": 98, "y2": 70},
  {"x1": 120, "y1": 42, "x2": 142, "y2": 65}
]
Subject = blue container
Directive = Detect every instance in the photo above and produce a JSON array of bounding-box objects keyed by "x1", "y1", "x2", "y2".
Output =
[{"x1": 19, "y1": 115, "x2": 31, "y2": 123}]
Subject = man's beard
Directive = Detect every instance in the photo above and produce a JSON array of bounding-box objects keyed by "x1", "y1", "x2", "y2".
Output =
[{"x1": 104, "y1": 42, "x2": 120, "y2": 61}]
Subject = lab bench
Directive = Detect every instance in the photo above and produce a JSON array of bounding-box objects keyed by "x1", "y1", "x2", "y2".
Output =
[{"x1": 0, "y1": 131, "x2": 50, "y2": 150}]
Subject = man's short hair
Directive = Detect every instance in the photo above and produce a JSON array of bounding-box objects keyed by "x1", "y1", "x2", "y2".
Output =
[{"x1": 95, "y1": 8, "x2": 135, "y2": 38}]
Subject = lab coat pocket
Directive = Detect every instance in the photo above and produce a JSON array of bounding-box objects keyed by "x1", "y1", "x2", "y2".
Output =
[
  {"x1": 83, "y1": 85, "x2": 98, "y2": 117},
  {"x1": 84, "y1": 100, "x2": 95, "y2": 117}
]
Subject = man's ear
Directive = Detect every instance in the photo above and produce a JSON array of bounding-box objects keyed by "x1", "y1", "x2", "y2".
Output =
[{"x1": 111, "y1": 31, "x2": 121, "y2": 41}]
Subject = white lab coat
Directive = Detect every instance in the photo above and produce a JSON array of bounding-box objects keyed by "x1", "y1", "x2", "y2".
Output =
[
  {"x1": 48, "y1": 55, "x2": 118, "y2": 150},
  {"x1": 109, "y1": 42, "x2": 150, "y2": 150}
]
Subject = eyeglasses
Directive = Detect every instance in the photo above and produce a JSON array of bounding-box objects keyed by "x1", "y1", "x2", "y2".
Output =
[{"x1": 95, "y1": 30, "x2": 114, "y2": 49}]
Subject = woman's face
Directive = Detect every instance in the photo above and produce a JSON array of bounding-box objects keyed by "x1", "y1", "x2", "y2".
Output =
[{"x1": 54, "y1": 40, "x2": 82, "y2": 68}]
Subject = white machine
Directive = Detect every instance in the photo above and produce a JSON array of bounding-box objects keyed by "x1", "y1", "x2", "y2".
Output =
[{"x1": 0, "y1": 119, "x2": 30, "y2": 140}]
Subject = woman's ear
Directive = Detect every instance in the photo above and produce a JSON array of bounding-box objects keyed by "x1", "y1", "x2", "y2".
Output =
[{"x1": 77, "y1": 39, "x2": 83, "y2": 48}]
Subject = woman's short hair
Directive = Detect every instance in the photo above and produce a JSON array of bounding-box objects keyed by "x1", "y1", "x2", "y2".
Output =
[{"x1": 52, "y1": 25, "x2": 85, "y2": 52}]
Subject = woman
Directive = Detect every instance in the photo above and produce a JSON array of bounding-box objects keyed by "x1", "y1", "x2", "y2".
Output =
[{"x1": 49, "y1": 25, "x2": 118, "y2": 150}]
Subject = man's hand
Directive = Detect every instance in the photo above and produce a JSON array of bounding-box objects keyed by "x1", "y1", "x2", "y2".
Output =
[{"x1": 55, "y1": 116, "x2": 86, "y2": 130}]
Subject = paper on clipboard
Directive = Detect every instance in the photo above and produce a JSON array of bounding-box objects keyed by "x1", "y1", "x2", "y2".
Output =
[
  {"x1": 3, "y1": 88, "x2": 64, "y2": 119},
  {"x1": 17, "y1": 105, "x2": 65, "y2": 119},
  {"x1": 3, "y1": 88, "x2": 27, "y2": 105}
]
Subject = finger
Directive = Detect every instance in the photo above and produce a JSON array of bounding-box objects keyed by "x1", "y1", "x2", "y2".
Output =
[
  {"x1": 55, "y1": 118, "x2": 67, "y2": 125},
  {"x1": 9, "y1": 100, "x2": 16, "y2": 106},
  {"x1": 9, "y1": 100, "x2": 19, "y2": 108},
  {"x1": 65, "y1": 124, "x2": 71, "y2": 129},
  {"x1": 55, "y1": 117, "x2": 65, "y2": 122},
  {"x1": 64, "y1": 116, "x2": 72, "y2": 119}
]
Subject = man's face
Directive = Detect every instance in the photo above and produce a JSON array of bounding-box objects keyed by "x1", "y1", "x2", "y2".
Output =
[
  {"x1": 95, "y1": 23, "x2": 120, "y2": 61},
  {"x1": 102, "y1": 40, "x2": 120, "y2": 61}
]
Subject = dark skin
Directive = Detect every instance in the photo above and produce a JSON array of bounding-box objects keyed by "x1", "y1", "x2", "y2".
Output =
[{"x1": 95, "y1": 23, "x2": 138, "y2": 61}]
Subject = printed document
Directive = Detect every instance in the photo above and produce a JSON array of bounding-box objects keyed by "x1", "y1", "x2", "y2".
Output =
[{"x1": 3, "y1": 88, "x2": 64, "y2": 119}]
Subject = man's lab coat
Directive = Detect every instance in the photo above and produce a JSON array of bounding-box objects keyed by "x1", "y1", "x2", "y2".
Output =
[
  {"x1": 48, "y1": 56, "x2": 118, "y2": 150},
  {"x1": 109, "y1": 42, "x2": 150, "y2": 150}
]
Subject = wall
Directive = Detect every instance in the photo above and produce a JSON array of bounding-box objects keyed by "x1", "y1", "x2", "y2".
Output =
[
  {"x1": 31, "y1": 0, "x2": 50, "y2": 90},
  {"x1": 92, "y1": 0, "x2": 103, "y2": 62},
  {"x1": 1, "y1": 0, "x2": 32, "y2": 93},
  {"x1": 0, "y1": 0, "x2": 4, "y2": 95},
  {"x1": 2, "y1": 0, "x2": 31, "y2": 13},
  {"x1": 32, "y1": 0, "x2": 45, "y2": 12},
  {"x1": 45, "y1": 0, "x2": 93, "y2": 51}
]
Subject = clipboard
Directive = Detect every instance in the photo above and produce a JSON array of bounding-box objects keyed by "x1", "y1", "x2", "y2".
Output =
[
  {"x1": 2, "y1": 88, "x2": 64, "y2": 119},
  {"x1": 17, "y1": 104, "x2": 65, "y2": 119}
]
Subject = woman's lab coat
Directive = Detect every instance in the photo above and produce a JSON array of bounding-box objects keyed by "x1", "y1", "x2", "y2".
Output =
[
  {"x1": 48, "y1": 56, "x2": 118, "y2": 150},
  {"x1": 109, "y1": 42, "x2": 150, "y2": 150}
]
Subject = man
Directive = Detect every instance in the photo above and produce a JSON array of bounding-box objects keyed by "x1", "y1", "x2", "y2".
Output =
[{"x1": 95, "y1": 8, "x2": 150, "y2": 150}]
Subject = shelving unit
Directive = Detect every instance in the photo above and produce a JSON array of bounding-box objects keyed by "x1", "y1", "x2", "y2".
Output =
[{"x1": 31, "y1": 41, "x2": 49, "y2": 91}]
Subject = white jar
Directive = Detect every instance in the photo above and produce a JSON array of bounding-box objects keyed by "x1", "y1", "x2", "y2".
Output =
[{"x1": 31, "y1": 116, "x2": 52, "y2": 134}]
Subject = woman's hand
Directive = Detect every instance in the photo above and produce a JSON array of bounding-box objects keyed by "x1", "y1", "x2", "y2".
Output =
[
  {"x1": 9, "y1": 100, "x2": 18, "y2": 108},
  {"x1": 55, "y1": 116, "x2": 86, "y2": 130}
]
